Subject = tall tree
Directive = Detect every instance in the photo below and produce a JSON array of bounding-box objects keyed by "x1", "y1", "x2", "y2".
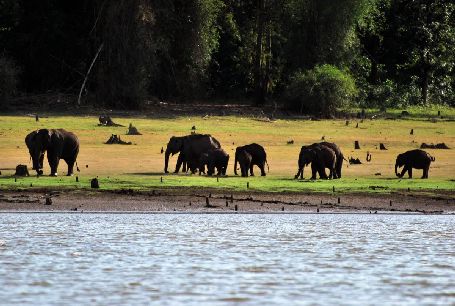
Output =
[{"x1": 393, "y1": 0, "x2": 454, "y2": 104}]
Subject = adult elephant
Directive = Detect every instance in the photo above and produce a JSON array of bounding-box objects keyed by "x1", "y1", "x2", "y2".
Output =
[
  {"x1": 164, "y1": 134, "x2": 221, "y2": 173},
  {"x1": 233, "y1": 143, "x2": 269, "y2": 176},
  {"x1": 395, "y1": 149, "x2": 435, "y2": 179},
  {"x1": 25, "y1": 129, "x2": 79, "y2": 176},
  {"x1": 295, "y1": 143, "x2": 336, "y2": 180},
  {"x1": 320, "y1": 142, "x2": 344, "y2": 179}
]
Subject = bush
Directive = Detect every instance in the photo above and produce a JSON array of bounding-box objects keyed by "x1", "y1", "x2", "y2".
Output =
[
  {"x1": 285, "y1": 64, "x2": 357, "y2": 117},
  {"x1": 0, "y1": 55, "x2": 19, "y2": 106}
]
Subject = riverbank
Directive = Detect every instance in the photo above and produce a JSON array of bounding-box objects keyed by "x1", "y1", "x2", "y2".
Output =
[{"x1": 0, "y1": 188, "x2": 453, "y2": 213}]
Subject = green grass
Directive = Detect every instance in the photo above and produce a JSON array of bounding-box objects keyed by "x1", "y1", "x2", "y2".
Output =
[
  {"x1": 2, "y1": 173, "x2": 454, "y2": 196},
  {"x1": 1, "y1": 105, "x2": 454, "y2": 196}
]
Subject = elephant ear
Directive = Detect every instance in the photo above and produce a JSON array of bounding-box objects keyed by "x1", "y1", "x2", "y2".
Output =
[{"x1": 25, "y1": 130, "x2": 38, "y2": 150}]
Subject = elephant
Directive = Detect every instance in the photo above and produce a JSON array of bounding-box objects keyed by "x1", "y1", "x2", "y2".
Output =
[
  {"x1": 295, "y1": 143, "x2": 337, "y2": 180},
  {"x1": 237, "y1": 150, "x2": 252, "y2": 177},
  {"x1": 164, "y1": 134, "x2": 221, "y2": 173},
  {"x1": 319, "y1": 142, "x2": 344, "y2": 178},
  {"x1": 234, "y1": 143, "x2": 269, "y2": 176},
  {"x1": 199, "y1": 148, "x2": 230, "y2": 176},
  {"x1": 25, "y1": 129, "x2": 80, "y2": 176},
  {"x1": 395, "y1": 149, "x2": 435, "y2": 179}
]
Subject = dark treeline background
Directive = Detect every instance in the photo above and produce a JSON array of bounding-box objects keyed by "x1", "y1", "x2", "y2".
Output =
[{"x1": 0, "y1": 0, "x2": 453, "y2": 115}]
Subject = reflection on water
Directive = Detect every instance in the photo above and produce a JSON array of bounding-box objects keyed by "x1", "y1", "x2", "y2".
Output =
[{"x1": 0, "y1": 214, "x2": 454, "y2": 305}]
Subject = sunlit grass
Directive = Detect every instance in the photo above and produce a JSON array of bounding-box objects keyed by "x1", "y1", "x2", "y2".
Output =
[{"x1": 1, "y1": 106, "x2": 454, "y2": 195}]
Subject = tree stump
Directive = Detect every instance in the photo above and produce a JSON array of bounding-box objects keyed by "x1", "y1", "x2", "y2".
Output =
[
  {"x1": 99, "y1": 115, "x2": 124, "y2": 127},
  {"x1": 379, "y1": 143, "x2": 387, "y2": 150},
  {"x1": 410, "y1": 129, "x2": 414, "y2": 135},
  {"x1": 126, "y1": 123, "x2": 142, "y2": 135},
  {"x1": 354, "y1": 141, "x2": 360, "y2": 150},
  {"x1": 45, "y1": 197, "x2": 52, "y2": 205},
  {"x1": 15, "y1": 165, "x2": 29, "y2": 176},
  {"x1": 91, "y1": 178, "x2": 99, "y2": 189}
]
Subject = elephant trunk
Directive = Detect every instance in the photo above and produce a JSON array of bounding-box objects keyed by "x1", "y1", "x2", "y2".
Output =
[
  {"x1": 31, "y1": 152, "x2": 44, "y2": 175},
  {"x1": 164, "y1": 149, "x2": 171, "y2": 173}
]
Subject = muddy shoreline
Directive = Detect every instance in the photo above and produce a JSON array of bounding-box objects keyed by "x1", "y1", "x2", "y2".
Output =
[{"x1": 0, "y1": 188, "x2": 454, "y2": 214}]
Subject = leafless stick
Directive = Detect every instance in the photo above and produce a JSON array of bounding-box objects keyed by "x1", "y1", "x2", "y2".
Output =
[{"x1": 77, "y1": 43, "x2": 104, "y2": 106}]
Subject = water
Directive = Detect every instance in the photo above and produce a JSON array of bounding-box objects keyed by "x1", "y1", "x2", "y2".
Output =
[{"x1": 0, "y1": 213, "x2": 454, "y2": 305}]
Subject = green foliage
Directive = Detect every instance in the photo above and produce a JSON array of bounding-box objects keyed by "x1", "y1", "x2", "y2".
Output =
[
  {"x1": 285, "y1": 65, "x2": 358, "y2": 117},
  {"x1": 0, "y1": 55, "x2": 19, "y2": 106},
  {"x1": 0, "y1": 0, "x2": 453, "y2": 110},
  {"x1": 355, "y1": 0, "x2": 455, "y2": 107}
]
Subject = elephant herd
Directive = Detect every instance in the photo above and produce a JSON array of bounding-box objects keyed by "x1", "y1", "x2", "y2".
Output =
[
  {"x1": 163, "y1": 134, "x2": 268, "y2": 177},
  {"x1": 24, "y1": 129, "x2": 436, "y2": 179}
]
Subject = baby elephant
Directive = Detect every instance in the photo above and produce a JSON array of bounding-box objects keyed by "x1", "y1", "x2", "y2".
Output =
[
  {"x1": 237, "y1": 150, "x2": 252, "y2": 177},
  {"x1": 199, "y1": 148, "x2": 230, "y2": 176},
  {"x1": 395, "y1": 149, "x2": 435, "y2": 179}
]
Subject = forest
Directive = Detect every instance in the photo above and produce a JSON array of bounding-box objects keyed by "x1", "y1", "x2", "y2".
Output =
[{"x1": 0, "y1": 0, "x2": 454, "y2": 115}]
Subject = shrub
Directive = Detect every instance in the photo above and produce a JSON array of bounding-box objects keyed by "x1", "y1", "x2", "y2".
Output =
[
  {"x1": 285, "y1": 64, "x2": 357, "y2": 117},
  {"x1": 0, "y1": 55, "x2": 19, "y2": 106}
]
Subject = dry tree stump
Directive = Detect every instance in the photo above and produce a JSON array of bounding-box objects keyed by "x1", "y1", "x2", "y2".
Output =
[
  {"x1": 15, "y1": 165, "x2": 29, "y2": 176},
  {"x1": 126, "y1": 123, "x2": 142, "y2": 135},
  {"x1": 98, "y1": 115, "x2": 124, "y2": 127},
  {"x1": 105, "y1": 134, "x2": 132, "y2": 145},
  {"x1": 410, "y1": 129, "x2": 414, "y2": 135},
  {"x1": 91, "y1": 178, "x2": 99, "y2": 189},
  {"x1": 349, "y1": 157, "x2": 362, "y2": 165},
  {"x1": 354, "y1": 141, "x2": 360, "y2": 150},
  {"x1": 379, "y1": 143, "x2": 387, "y2": 150}
]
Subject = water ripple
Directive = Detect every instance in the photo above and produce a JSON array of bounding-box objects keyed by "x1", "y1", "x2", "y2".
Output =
[{"x1": 0, "y1": 214, "x2": 454, "y2": 305}]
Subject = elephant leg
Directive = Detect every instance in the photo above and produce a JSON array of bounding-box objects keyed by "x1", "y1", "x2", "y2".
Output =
[
  {"x1": 46, "y1": 151, "x2": 59, "y2": 176},
  {"x1": 295, "y1": 167, "x2": 302, "y2": 179},
  {"x1": 249, "y1": 164, "x2": 255, "y2": 176},
  {"x1": 260, "y1": 162, "x2": 266, "y2": 176},
  {"x1": 422, "y1": 167, "x2": 428, "y2": 179},
  {"x1": 175, "y1": 154, "x2": 184, "y2": 173},
  {"x1": 66, "y1": 160, "x2": 75, "y2": 176},
  {"x1": 50, "y1": 158, "x2": 60, "y2": 176},
  {"x1": 311, "y1": 164, "x2": 317, "y2": 180},
  {"x1": 408, "y1": 167, "x2": 412, "y2": 178},
  {"x1": 242, "y1": 165, "x2": 248, "y2": 177},
  {"x1": 320, "y1": 168, "x2": 328, "y2": 179}
]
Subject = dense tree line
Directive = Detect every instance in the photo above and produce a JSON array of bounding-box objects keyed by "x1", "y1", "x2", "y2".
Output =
[{"x1": 0, "y1": 0, "x2": 453, "y2": 114}]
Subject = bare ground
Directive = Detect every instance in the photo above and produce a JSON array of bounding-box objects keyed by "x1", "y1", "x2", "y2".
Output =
[{"x1": 0, "y1": 189, "x2": 454, "y2": 214}]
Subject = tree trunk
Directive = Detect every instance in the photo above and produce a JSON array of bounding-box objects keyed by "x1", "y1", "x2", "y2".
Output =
[
  {"x1": 254, "y1": 0, "x2": 265, "y2": 106},
  {"x1": 421, "y1": 66, "x2": 429, "y2": 105}
]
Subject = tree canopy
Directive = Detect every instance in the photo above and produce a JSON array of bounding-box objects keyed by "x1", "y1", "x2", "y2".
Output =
[{"x1": 0, "y1": 0, "x2": 453, "y2": 112}]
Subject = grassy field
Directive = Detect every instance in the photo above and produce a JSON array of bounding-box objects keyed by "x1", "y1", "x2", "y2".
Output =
[{"x1": 0, "y1": 107, "x2": 454, "y2": 195}]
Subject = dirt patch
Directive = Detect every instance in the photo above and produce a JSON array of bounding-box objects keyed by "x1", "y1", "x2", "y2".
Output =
[{"x1": 0, "y1": 189, "x2": 453, "y2": 213}]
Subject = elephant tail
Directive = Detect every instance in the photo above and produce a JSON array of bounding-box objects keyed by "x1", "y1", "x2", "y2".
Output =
[
  {"x1": 76, "y1": 161, "x2": 80, "y2": 172},
  {"x1": 431, "y1": 155, "x2": 435, "y2": 162},
  {"x1": 265, "y1": 159, "x2": 270, "y2": 172}
]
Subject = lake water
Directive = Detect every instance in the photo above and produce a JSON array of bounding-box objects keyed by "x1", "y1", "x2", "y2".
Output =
[{"x1": 0, "y1": 213, "x2": 454, "y2": 305}]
